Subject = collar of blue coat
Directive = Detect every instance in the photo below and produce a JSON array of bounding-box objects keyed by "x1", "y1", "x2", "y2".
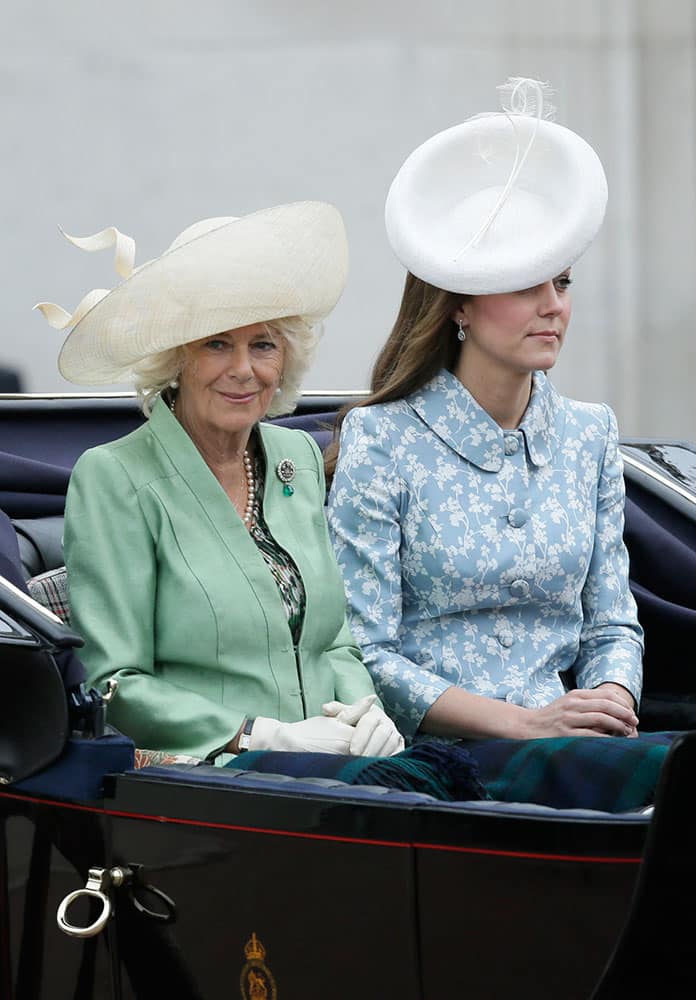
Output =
[{"x1": 406, "y1": 369, "x2": 566, "y2": 472}]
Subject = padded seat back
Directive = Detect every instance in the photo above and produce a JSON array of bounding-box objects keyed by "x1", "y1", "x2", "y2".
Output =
[{"x1": 12, "y1": 516, "x2": 65, "y2": 579}]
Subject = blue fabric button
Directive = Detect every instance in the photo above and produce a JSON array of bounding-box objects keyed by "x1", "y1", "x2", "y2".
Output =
[
  {"x1": 507, "y1": 508, "x2": 528, "y2": 528},
  {"x1": 498, "y1": 632, "x2": 514, "y2": 648},
  {"x1": 504, "y1": 436, "x2": 519, "y2": 455},
  {"x1": 510, "y1": 579, "x2": 530, "y2": 599}
]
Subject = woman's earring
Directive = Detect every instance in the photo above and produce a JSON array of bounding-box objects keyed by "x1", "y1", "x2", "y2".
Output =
[
  {"x1": 457, "y1": 320, "x2": 467, "y2": 342},
  {"x1": 168, "y1": 377, "x2": 179, "y2": 413},
  {"x1": 169, "y1": 379, "x2": 179, "y2": 389}
]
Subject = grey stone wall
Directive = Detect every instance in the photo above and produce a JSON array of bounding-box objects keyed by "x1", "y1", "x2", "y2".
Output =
[{"x1": 3, "y1": 0, "x2": 695, "y2": 437}]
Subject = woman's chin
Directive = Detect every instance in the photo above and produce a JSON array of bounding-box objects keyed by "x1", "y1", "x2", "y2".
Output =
[
  {"x1": 528, "y1": 345, "x2": 561, "y2": 372},
  {"x1": 535, "y1": 356, "x2": 558, "y2": 372}
]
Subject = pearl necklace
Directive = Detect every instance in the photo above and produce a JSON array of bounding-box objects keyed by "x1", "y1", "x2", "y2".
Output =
[{"x1": 242, "y1": 449, "x2": 255, "y2": 525}]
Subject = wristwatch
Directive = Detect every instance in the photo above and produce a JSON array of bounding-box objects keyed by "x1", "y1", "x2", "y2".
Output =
[{"x1": 238, "y1": 717, "x2": 256, "y2": 752}]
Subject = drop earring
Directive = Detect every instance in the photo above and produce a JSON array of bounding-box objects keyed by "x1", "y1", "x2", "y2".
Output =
[
  {"x1": 457, "y1": 320, "x2": 467, "y2": 342},
  {"x1": 168, "y1": 378, "x2": 179, "y2": 413}
]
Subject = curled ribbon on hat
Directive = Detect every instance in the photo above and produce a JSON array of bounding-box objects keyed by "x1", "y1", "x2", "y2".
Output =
[
  {"x1": 454, "y1": 77, "x2": 554, "y2": 260},
  {"x1": 34, "y1": 288, "x2": 112, "y2": 331},
  {"x1": 34, "y1": 225, "x2": 136, "y2": 331}
]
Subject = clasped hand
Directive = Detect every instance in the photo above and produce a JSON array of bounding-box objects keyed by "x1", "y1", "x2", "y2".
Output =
[
  {"x1": 249, "y1": 695, "x2": 404, "y2": 756},
  {"x1": 322, "y1": 694, "x2": 405, "y2": 756},
  {"x1": 525, "y1": 684, "x2": 639, "y2": 738}
]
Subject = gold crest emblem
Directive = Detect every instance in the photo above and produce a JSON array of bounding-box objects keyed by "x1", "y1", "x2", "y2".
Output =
[{"x1": 240, "y1": 933, "x2": 277, "y2": 1000}]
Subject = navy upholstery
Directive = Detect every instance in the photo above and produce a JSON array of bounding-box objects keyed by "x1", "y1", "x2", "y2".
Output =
[{"x1": 10, "y1": 730, "x2": 135, "y2": 800}]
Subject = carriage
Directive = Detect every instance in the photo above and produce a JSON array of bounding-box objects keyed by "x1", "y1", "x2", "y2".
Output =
[{"x1": 1, "y1": 391, "x2": 695, "y2": 1000}]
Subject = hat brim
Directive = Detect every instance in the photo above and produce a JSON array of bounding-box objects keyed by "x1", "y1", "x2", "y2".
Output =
[
  {"x1": 385, "y1": 116, "x2": 607, "y2": 295},
  {"x1": 58, "y1": 202, "x2": 348, "y2": 384}
]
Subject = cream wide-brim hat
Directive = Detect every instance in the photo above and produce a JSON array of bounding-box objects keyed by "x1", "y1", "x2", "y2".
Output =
[
  {"x1": 37, "y1": 202, "x2": 349, "y2": 384},
  {"x1": 385, "y1": 80, "x2": 608, "y2": 295}
]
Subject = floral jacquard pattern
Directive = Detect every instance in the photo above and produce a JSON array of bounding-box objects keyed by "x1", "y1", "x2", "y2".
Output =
[{"x1": 328, "y1": 370, "x2": 643, "y2": 739}]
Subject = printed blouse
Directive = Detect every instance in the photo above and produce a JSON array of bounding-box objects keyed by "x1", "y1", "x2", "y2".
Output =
[{"x1": 249, "y1": 452, "x2": 306, "y2": 643}]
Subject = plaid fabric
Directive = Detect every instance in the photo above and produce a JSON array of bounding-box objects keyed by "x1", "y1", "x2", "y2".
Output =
[
  {"x1": 459, "y1": 732, "x2": 676, "y2": 812},
  {"x1": 227, "y1": 742, "x2": 487, "y2": 802},
  {"x1": 27, "y1": 565, "x2": 71, "y2": 625},
  {"x1": 226, "y1": 733, "x2": 676, "y2": 811}
]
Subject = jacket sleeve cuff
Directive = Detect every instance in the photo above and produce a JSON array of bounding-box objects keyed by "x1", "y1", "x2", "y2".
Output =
[
  {"x1": 365, "y1": 650, "x2": 453, "y2": 740},
  {"x1": 573, "y1": 644, "x2": 643, "y2": 708}
]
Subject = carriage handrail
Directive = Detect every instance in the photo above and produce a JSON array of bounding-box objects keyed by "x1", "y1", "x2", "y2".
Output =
[
  {"x1": 0, "y1": 390, "x2": 371, "y2": 401},
  {"x1": 621, "y1": 451, "x2": 696, "y2": 506}
]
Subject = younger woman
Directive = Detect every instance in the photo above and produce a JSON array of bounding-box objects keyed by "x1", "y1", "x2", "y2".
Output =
[{"x1": 327, "y1": 79, "x2": 642, "y2": 744}]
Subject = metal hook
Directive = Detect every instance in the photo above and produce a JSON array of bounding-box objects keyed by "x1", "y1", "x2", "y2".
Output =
[
  {"x1": 56, "y1": 863, "x2": 176, "y2": 939},
  {"x1": 56, "y1": 867, "x2": 114, "y2": 939}
]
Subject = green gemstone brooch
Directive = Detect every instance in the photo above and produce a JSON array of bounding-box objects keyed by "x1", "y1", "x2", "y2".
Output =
[{"x1": 276, "y1": 459, "x2": 296, "y2": 496}]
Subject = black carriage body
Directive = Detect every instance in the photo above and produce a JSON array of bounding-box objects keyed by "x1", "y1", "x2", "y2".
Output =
[
  {"x1": 1, "y1": 393, "x2": 695, "y2": 1000},
  {"x1": 1, "y1": 767, "x2": 649, "y2": 1000}
]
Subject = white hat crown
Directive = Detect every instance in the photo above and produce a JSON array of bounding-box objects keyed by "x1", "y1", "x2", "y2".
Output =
[{"x1": 385, "y1": 77, "x2": 607, "y2": 295}]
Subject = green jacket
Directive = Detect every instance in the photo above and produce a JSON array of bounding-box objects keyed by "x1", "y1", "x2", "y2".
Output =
[{"x1": 64, "y1": 398, "x2": 375, "y2": 758}]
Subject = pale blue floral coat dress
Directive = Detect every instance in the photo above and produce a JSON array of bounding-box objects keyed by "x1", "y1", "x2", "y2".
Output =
[{"x1": 328, "y1": 370, "x2": 643, "y2": 739}]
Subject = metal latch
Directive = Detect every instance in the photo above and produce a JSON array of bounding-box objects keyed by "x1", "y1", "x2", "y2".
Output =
[
  {"x1": 57, "y1": 864, "x2": 176, "y2": 938},
  {"x1": 103, "y1": 677, "x2": 119, "y2": 703}
]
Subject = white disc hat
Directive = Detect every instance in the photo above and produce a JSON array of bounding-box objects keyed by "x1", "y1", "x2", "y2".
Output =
[
  {"x1": 35, "y1": 202, "x2": 349, "y2": 384},
  {"x1": 385, "y1": 78, "x2": 608, "y2": 294}
]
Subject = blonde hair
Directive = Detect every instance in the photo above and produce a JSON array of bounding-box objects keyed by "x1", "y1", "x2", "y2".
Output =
[
  {"x1": 133, "y1": 317, "x2": 319, "y2": 418},
  {"x1": 324, "y1": 272, "x2": 462, "y2": 479}
]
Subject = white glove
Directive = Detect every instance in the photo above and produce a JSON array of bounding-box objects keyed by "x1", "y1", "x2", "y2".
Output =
[
  {"x1": 322, "y1": 695, "x2": 405, "y2": 757},
  {"x1": 322, "y1": 693, "x2": 379, "y2": 725},
  {"x1": 248, "y1": 716, "x2": 356, "y2": 754}
]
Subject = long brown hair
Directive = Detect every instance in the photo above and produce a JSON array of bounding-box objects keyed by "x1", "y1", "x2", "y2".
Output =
[{"x1": 324, "y1": 272, "x2": 462, "y2": 480}]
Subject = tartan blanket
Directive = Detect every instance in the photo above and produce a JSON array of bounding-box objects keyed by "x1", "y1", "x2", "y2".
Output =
[
  {"x1": 226, "y1": 741, "x2": 487, "y2": 802},
  {"x1": 227, "y1": 733, "x2": 677, "y2": 812},
  {"x1": 460, "y1": 732, "x2": 675, "y2": 811}
]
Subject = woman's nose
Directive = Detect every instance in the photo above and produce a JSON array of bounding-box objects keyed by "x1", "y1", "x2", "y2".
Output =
[
  {"x1": 538, "y1": 281, "x2": 563, "y2": 316},
  {"x1": 226, "y1": 347, "x2": 254, "y2": 380}
]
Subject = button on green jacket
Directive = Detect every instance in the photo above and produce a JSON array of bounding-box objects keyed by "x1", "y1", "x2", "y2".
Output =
[{"x1": 64, "y1": 398, "x2": 376, "y2": 758}]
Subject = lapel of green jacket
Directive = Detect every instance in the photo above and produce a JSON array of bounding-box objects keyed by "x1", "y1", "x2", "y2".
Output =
[
  {"x1": 147, "y1": 399, "x2": 280, "y2": 598},
  {"x1": 146, "y1": 399, "x2": 317, "y2": 629}
]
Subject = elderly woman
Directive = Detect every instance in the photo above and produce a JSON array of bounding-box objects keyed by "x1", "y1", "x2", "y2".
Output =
[
  {"x1": 37, "y1": 203, "x2": 402, "y2": 760},
  {"x1": 327, "y1": 81, "x2": 644, "y2": 748}
]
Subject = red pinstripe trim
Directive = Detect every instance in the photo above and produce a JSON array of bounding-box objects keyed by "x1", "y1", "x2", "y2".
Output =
[
  {"x1": 412, "y1": 842, "x2": 641, "y2": 864},
  {"x1": 0, "y1": 791, "x2": 410, "y2": 848},
  {"x1": 0, "y1": 790, "x2": 643, "y2": 863}
]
